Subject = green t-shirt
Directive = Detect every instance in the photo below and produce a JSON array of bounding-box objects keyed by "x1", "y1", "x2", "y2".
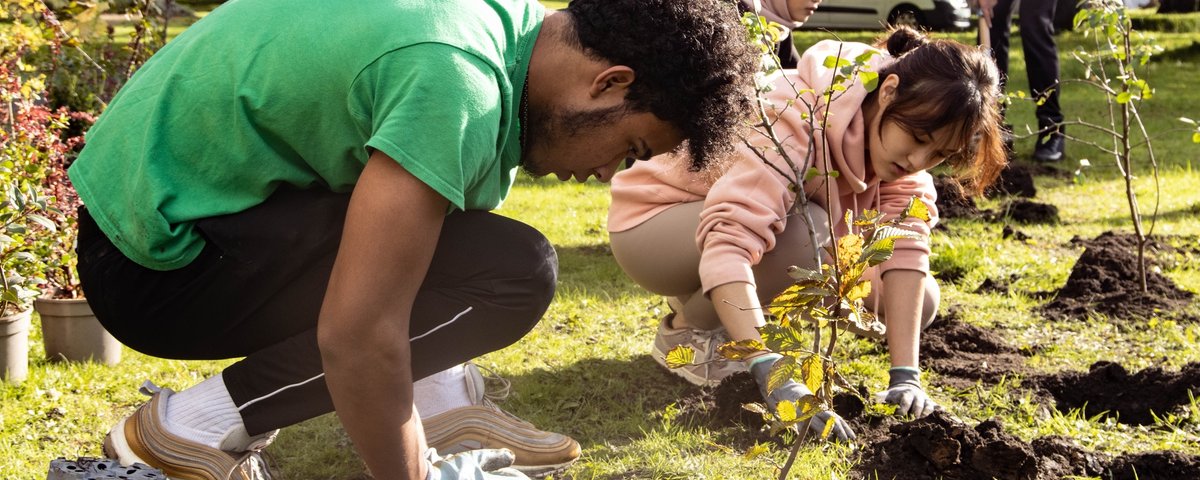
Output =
[{"x1": 69, "y1": 0, "x2": 543, "y2": 270}]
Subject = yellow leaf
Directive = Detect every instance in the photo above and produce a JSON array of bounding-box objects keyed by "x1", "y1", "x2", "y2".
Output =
[
  {"x1": 743, "y1": 443, "x2": 771, "y2": 459},
  {"x1": 717, "y1": 339, "x2": 766, "y2": 361},
  {"x1": 820, "y1": 418, "x2": 836, "y2": 440},
  {"x1": 903, "y1": 196, "x2": 932, "y2": 221},
  {"x1": 664, "y1": 345, "x2": 695, "y2": 369},
  {"x1": 777, "y1": 399, "x2": 797, "y2": 422},
  {"x1": 846, "y1": 280, "x2": 871, "y2": 302},
  {"x1": 836, "y1": 234, "x2": 864, "y2": 269},
  {"x1": 800, "y1": 355, "x2": 824, "y2": 395}
]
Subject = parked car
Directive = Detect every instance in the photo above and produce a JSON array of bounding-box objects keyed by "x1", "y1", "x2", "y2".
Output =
[{"x1": 798, "y1": 0, "x2": 972, "y2": 31}]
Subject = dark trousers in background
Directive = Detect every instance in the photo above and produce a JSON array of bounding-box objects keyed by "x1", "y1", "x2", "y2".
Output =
[
  {"x1": 76, "y1": 187, "x2": 558, "y2": 435},
  {"x1": 985, "y1": 0, "x2": 1064, "y2": 133}
]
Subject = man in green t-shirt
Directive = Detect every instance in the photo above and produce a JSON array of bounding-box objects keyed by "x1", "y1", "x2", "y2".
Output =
[{"x1": 69, "y1": 0, "x2": 757, "y2": 478}]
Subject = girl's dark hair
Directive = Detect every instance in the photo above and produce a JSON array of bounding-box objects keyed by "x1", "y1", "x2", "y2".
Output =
[
  {"x1": 566, "y1": 0, "x2": 759, "y2": 169},
  {"x1": 867, "y1": 26, "x2": 1006, "y2": 195}
]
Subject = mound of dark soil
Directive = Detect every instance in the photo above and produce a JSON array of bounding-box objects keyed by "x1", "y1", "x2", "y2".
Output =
[
  {"x1": 987, "y1": 163, "x2": 1038, "y2": 198},
  {"x1": 851, "y1": 412, "x2": 1104, "y2": 480},
  {"x1": 1001, "y1": 200, "x2": 1059, "y2": 224},
  {"x1": 1106, "y1": 450, "x2": 1200, "y2": 480},
  {"x1": 933, "y1": 175, "x2": 980, "y2": 220},
  {"x1": 851, "y1": 411, "x2": 1200, "y2": 480},
  {"x1": 1040, "y1": 232, "x2": 1195, "y2": 321},
  {"x1": 920, "y1": 312, "x2": 1033, "y2": 389},
  {"x1": 1027, "y1": 361, "x2": 1200, "y2": 426}
]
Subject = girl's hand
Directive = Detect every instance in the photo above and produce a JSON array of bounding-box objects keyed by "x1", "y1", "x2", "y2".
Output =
[
  {"x1": 874, "y1": 366, "x2": 939, "y2": 418},
  {"x1": 750, "y1": 354, "x2": 857, "y2": 442}
]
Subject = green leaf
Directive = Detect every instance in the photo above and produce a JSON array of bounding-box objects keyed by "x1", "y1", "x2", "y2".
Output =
[
  {"x1": 664, "y1": 345, "x2": 695, "y2": 369},
  {"x1": 802, "y1": 167, "x2": 821, "y2": 182},
  {"x1": 859, "y1": 237, "x2": 896, "y2": 266},
  {"x1": 860, "y1": 71, "x2": 879, "y2": 92},
  {"x1": 854, "y1": 50, "x2": 878, "y2": 64},
  {"x1": 27, "y1": 214, "x2": 56, "y2": 232},
  {"x1": 766, "y1": 354, "x2": 796, "y2": 394},
  {"x1": 1116, "y1": 92, "x2": 1131, "y2": 104}
]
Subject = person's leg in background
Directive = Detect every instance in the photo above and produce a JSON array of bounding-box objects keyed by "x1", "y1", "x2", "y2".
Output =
[
  {"x1": 78, "y1": 188, "x2": 560, "y2": 479},
  {"x1": 1020, "y1": 0, "x2": 1065, "y2": 162}
]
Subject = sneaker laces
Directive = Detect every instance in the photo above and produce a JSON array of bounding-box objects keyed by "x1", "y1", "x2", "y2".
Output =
[
  {"x1": 468, "y1": 364, "x2": 536, "y2": 429},
  {"x1": 138, "y1": 381, "x2": 277, "y2": 480}
]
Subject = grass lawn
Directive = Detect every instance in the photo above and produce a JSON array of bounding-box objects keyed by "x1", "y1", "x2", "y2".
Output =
[{"x1": 3, "y1": 15, "x2": 1199, "y2": 480}]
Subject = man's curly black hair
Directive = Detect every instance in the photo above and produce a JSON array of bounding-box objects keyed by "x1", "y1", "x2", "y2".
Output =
[{"x1": 566, "y1": 0, "x2": 758, "y2": 170}]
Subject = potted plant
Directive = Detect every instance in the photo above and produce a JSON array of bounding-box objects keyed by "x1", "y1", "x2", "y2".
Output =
[
  {"x1": 28, "y1": 98, "x2": 119, "y2": 366},
  {"x1": 0, "y1": 179, "x2": 52, "y2": 382},
  {"x1": 34, "y1": 201, "x2": 120, "y2": 366}
]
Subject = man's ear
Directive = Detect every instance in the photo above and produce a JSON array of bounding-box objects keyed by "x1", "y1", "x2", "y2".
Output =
[
  {"x1": 588, "y1": 66, "x2": 636, "y2": 99},
  {"x1": 878, "y1": 73, "x2": 901, "y2": 108}
]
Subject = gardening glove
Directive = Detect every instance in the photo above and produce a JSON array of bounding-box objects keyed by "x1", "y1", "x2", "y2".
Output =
[
  {"x1": 874, "y1": 366, "x2": 939, "y2": 418},
  {"x1": 424, "y1": 447, "x2": 529, "y2": 480},
  {"x1": 749, "y1": 354, "x2": 856, "y2": 442}
]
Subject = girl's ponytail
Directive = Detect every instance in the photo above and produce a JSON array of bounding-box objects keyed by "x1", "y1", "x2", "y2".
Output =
[{"x1": 881, "y1": 25, "x2": 929, "y2": 57}]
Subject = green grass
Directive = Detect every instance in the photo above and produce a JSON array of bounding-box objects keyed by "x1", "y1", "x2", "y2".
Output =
[{"x1": 2, "y1": 21, "x2": 1199, "y2": 480}]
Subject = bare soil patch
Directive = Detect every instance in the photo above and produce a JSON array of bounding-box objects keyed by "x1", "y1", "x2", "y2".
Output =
[
  {"x1": 1040, "y1": 232, "x2": 1195, "y2": 321},
  {"x1": 850, "y1": 411, "x2": 1200, "y2": 480},
  {"x1": 1027, "y1": 361, "x2": 1200, "y2": 426},
  {"x1": 920, "y1": 311, "x2": 1034, "y2": 390}
]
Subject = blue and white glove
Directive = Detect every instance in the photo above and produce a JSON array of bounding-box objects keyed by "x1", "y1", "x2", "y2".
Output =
[
  {"x1": 749, "y1": 354, "x2": 856, "y2": 442},
  {"x1": 424, "y1": 448, "x2": 529, "y2": 480},
  {"x1": 874, "y1": 366, "x2": 939, "y2": 418}
]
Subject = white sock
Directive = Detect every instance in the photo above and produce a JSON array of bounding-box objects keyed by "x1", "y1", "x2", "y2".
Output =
[
  {"x1": 163, "y1": 373, "x2": 255, "y2": 451},
  {"x1": 414, "y1": 364, "x2": 473, "y2": 418}
]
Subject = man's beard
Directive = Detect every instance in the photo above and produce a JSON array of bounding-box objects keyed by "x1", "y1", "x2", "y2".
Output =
[{"x1": 520, "y1": 104, "x2": 629, "y2": 177}]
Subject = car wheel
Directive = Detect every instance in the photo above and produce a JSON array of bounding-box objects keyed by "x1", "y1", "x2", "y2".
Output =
[{"x1": 887, "y1": 5, "x2": 924, "y2": 29}]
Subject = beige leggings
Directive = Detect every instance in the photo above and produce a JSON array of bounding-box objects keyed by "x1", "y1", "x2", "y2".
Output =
[{"x1": 610, "y1": 201, "x2": 940, "y2": 332}]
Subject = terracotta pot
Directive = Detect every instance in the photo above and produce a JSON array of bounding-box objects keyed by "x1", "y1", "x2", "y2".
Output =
[
  {"x1": 35, "y1": 297, "x2": 121, "y2": 365},
  {"x1": 1, "y1": 308, "x2": 32, "y2": 383}
]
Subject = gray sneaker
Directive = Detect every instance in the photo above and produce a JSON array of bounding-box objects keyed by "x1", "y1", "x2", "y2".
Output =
[{"x1": 650, "y1": 314, "x2": 747, "y2": 387}]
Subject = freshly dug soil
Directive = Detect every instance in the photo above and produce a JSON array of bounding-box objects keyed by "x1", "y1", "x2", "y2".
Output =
[
  {"x1": 920, "y1": 312, "x2": 1033, "y2": 389},
  {"x1": 851, "y1": 412, "x2": 1104, "y2": 480},
  {"x1": 987, "y1": 163, "x2": 1038, "y2": 198},
  {"x1": 851, "y1": 411, "x2": 1200, "y2": 480},
  {"x1": 933, "y1": 175, "x2": 981, "y2": 220},
  {"x1": 1027, "y1": 361, "x2": 1200, "y2": 426},
  {"x1": 1000, "y1": 199, "x2": 1059, "y2": 224},
  {"x1": 1040, "y1": 232, "x2": 1195, "y2": 321},
  {"x1": 1105, "y1": 450, "x2": 1200, "y2": 480}
]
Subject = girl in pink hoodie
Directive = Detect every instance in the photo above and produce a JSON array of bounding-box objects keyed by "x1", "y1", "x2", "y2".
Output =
[{"x1": 608, "y1": 27, "x2": 1006, "y2": 441}]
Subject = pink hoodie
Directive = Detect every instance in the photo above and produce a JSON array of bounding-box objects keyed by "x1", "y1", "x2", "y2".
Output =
[{"x1": 608, "y1": 40, "x2": 939, "y2": 294}]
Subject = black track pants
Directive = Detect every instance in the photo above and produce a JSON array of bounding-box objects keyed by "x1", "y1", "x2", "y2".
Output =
[{"x1": 76, "y1": 187, "x2": 557, "y2": 435}]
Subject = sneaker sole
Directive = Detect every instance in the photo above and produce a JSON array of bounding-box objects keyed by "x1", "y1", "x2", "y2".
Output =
[
  {"x1": 512, "y1": 459, "x2": 578, "y2": 478},
  {"x1": 103, "y1": 416, "x2": 152, "y2": 468},
  {"x1": 651, "y1": 344, "x2": 722, "y2": 388}
]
